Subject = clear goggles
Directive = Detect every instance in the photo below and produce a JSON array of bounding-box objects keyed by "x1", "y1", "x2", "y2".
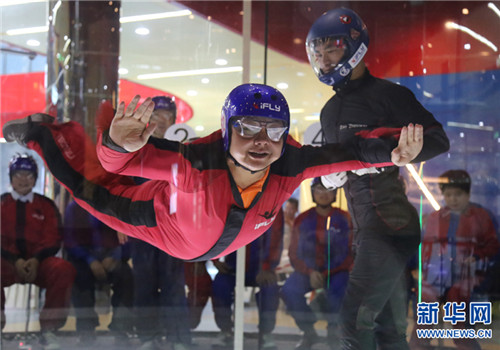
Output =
[{"x1": 232, "y1": 117, "x2": 288, "y2": 142}]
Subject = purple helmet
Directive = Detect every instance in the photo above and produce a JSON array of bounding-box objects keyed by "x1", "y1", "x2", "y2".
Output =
[
  {"x1": 9, "y1": 154, "x2": 38, "y2": 181},
  {"x1": 306, "y1": 8, "x2": 369, "y2": 87},
  {"x1": 221, "y1": 83, "x2": 290, "y2": 154},
  {"x1": 152, "y1": 96, "x2": 177, "y2": 112}
]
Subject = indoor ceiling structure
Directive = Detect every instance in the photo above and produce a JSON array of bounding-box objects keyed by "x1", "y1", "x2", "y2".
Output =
[{"x1": 1, "y1": 1, "x2": 499, "y2": 137}]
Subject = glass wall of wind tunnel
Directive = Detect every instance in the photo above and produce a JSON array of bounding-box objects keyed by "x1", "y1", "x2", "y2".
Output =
[
  {"x1": 117, "y1": 0, "x2": 247, "y2": 339},
  {"x1": 1, "y1": 0, "x2": 500, "y2": 348},
  {"x1": 256, "y1": 0, "x2": 500, "y2": 347},
  {"x1": 0, "y1": 0, "x2": 245, "y2": 342}
]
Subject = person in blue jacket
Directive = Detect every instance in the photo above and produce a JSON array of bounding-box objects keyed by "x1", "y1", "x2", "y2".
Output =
[
  {"x1": 64, "y1": 199, "x2": 134, "y2": 344},
  {"x1": 281, "y1": 178, "x2": 352, "y2": 350}
]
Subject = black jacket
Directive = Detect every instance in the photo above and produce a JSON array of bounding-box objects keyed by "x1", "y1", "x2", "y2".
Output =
[{"x1": 321, "y1": 69, "x2": 450, "y2": 236}]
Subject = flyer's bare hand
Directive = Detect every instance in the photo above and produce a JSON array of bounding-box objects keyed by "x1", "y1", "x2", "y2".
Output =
[
  {"x1": 109, "y1": 95, "x2": 157, "y2": 152},
  {"x1": 391, "y1": 123, "x2": 423, "y2": 166}
]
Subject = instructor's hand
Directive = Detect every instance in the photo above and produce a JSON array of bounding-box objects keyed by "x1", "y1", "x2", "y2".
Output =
[
  {"x1": 109, "y1": 95, "x2": 157, "y2": 152},
  {"x1": 391, "y1": 123, "x2": 423, "y2": 166}
]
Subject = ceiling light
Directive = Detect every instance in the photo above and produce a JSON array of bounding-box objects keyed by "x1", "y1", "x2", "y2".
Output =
[
  {"x1": 195, "y1": 125, "x2": 205, "y2": 132},
  {"x1": 447, "y1": 121, "x2": 494, "y2": 131},
  {"x1": 118, "y1": 67, "x2": 129, "y2": 75},
  {"x1": 445, "y1": 21, "x2": 498, "y2": 52},
  {"x1": 462, "y1": 8, "x2": 469, "y2": 15},
  {"x1": 215, "y1": 59, "x2": 228, "y2": 66},
  {"x1": 488, "y1": 2, "x2": 500, "y2": 18},
  {"x1": 6, "y1": 10, "x2": 192, "y2": 36},
  {"x1": 187, "y1": 90, "x2": 198, "y2": 96},
  {"x1": 277, "y1": 82, "x2": 289, "y2": 89},
  {"x1": 0, "y1": 0, "x2": 45, "y2": 6},
  {"x1": 135, "y1": 27, "x2": 150, "y2": 35},
  {"x1": 26, "y1": 39, "x2": 40, "y2": 47},
  {"x1": 290, "y1": 108, "x2": 305, "y2": 114},
  {"x1": 304, "y1": 115, "x2": 320, "y2": 121},
  {"x1": 406, "y1": 164, "x2": 441, "y2": 211},
  {"x1": 6, "y1": 26, "x2": 48, "y2": 35},
  {"x1": 137, "y1": 66, "x2": 243, "y2": 80},
  {"x1": 120, "y1": 10, "x2": 192, "y2": 23},
  {"x1": 201, "y1": 78, "x2": 210, "y2": 84}
]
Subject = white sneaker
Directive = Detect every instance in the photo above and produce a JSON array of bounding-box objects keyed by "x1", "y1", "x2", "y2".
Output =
[
  {"x1": 40, "y1": 331, "x2": 61, "y2": 350},
  {"x1": 259, "y1": 333, "x2": 277, "y2": 349},
  {"x1": 217, "y1": 331, "x2": 233, "y2": 347}
]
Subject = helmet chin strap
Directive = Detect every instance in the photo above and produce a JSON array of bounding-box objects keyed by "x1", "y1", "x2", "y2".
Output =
[{"x1": 227, "y1": 152, "x2": 268, "y2": 175}]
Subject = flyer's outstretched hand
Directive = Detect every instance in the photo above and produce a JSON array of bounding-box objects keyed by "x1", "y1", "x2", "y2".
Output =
[
  {"x1": 109, "y1": 95, "x2": 156, "y2": 152},
  {"x1": 391, "y1": 123, "x2": 423, "y2": 166}
]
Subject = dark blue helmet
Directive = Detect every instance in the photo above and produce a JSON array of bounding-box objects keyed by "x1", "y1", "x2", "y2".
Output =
[
  {"x1": 306, "y1": 8, "x2": 369, "y2": 87},
  {"x1": 9, "y1": 154, "x2": 38, "y2": 181},
  {"x1": 311, "y1": 177, "x2": 337, "y2": 203},
  {"x1": 221, "y1": 83, "x2": 290, "y2": 154},
  {"x1": 439, "y1": 170, "x2": 471, "y2": 194},
  {"x1": 152, "y1": 96, "x2": 177, "y2": 112}
]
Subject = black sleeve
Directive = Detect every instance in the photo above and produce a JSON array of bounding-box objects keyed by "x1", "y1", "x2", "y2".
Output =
[
  {"x1": 386, "y1": 85, "x2": 450, "y2": 162},
  {"x1": 412, "y1": 124, "x2": 450, "y2": 163},
  {"x1": 279, "y1": 136, "x2": 397, "y2": 178},
  {"x1": 102, "y1": 129, "x2": 130, "y2": 153}
]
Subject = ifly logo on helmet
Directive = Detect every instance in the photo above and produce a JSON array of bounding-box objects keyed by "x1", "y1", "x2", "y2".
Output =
[
  {"x1": 253, "y1": 102, "x2": 281, "y2": 112},
  {"x1": 349, "y1": 43, "x2": 368, "y2": 67}
]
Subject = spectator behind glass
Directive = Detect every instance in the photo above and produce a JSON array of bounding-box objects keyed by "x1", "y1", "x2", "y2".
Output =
[
  {"x1": 1, "y1": 154, "x2": 76, "y2": 349},
  {"x1": 410, "y1": 170, "x2": 500, "y2": 350},
  {"x1": 280, "y1": 178, "x2": 352, "y2": 350},
  {"x1": 150, "y1": 95, "x2": 177, "y2": 138},
  {"x1": 211, "y1": 209, "x2": 284, "y2": 350},
  {"x1": 126, "y1": 96, "x2": 192, "y2": 350},
  {"x1": 64, "y1": 199, "x2": 134, "y2": 345},
  {"x1": 306, "y1": 8, "x2": 450, "y2": 349},
  {"x1": 283, "y1": 197, "x2": 299, "y2": 251}
]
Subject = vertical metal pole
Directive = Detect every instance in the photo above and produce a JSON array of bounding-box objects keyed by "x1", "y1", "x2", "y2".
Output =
[{"x1": 234, "y1": 2, "x2": 252, "y2": 349}]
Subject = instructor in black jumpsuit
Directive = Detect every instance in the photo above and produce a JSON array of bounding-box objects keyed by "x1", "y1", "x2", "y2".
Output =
[{"x1": 305, "y1": 8, "x2": 450, "y2": 350}]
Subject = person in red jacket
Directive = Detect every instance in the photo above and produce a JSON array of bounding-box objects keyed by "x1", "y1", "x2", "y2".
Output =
[
  {"x1": 410, "y1": 170, "x2": 500, "y2": 350},
  {"x1": 1, "y1": 154, "x2": 76, "y2": 349},
  {"x1": 280, "y1": 178, "x2": 352, "y2": 350},
  {"x1": 1, "y1": 83, "x2": 423, "y2": 263}
]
